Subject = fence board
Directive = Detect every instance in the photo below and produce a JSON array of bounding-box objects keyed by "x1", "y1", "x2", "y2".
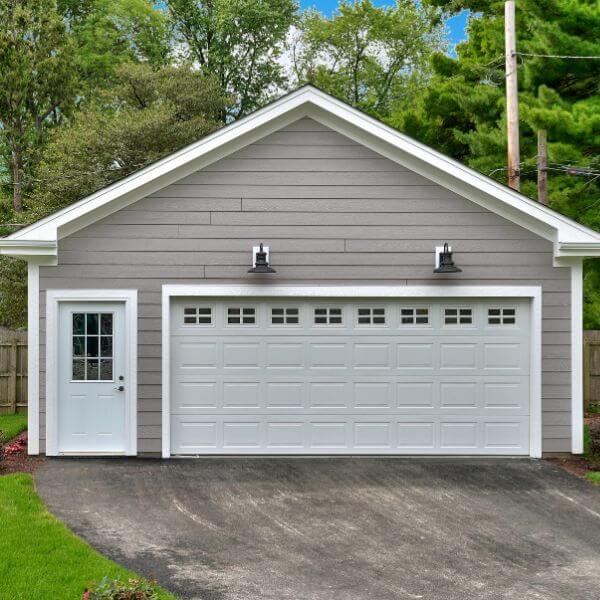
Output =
[
  {"x1": 584, "y1": 331, "x2": 600, "y2": 411},
  {"x1": 0, "y1": 329, "x2": 28, "y2": 414}
]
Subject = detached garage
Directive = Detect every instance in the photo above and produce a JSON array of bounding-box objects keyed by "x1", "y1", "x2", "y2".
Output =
[{"x1": 1, "y1": 86, "x2": 599, "y2": 459}]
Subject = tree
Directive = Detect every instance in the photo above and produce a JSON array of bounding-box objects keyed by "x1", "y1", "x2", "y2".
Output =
[
  {"x1": 59, "y1": 0, "x2": 173, "y2": 91},
  {"x1": 30, "y1": 63, "x2": 229, "y2": 219},
  {"x1": 166, "y1": 0, "x2": 297, "y2": 119},
  {"x1": 0, "y1": 0, "x2": 78, "y2": 212},
  {"x1": 393, "y1": 0, "x2": 600, "y2": 326},
  {"x1": 293, "y1": 0, "x2": 444, "y2": 119}
]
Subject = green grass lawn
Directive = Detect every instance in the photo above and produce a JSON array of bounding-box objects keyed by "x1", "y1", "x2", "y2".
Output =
[
  {"x1": 0, "y1": 413, "x2": 28, "y2": 444},
  {"x1": 0, "y1": 474, "x2": 177, "y2": 599},
  {"x1": 586, "y1": 471, "x2": 600, "y2": 485}
]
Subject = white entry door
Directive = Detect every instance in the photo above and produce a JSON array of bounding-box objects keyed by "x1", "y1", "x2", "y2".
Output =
[
  {"x1": 58, "y1": 302, "x2": 127, "y2": 453},
  {"x1": 170, "y1": 298, "x2": 531, "y2": 455}
]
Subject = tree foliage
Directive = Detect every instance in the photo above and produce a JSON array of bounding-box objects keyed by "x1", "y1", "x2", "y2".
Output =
[
  {"x1": 293, "y1": 0, "x2": 445, "y2": 118},
  {"x1": 166, "y1": 0, "x2": 297, "y2": 118},
  {"x1": 60, "y1": 0, "x2": 173, "y2": 90},
  {"x1": 0, "y1": 0, "x2": 78, "y2": 212},
  {"x1": 30, "y1": 64, "x2": 228, "y2": 218}
]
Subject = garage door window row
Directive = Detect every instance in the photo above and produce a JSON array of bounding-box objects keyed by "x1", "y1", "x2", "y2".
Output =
[{"x1": 181, "y1": 304, "x2": 518, "y2": 328}]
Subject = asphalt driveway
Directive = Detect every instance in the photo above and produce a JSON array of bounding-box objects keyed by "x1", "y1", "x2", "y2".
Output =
[{"x1": 36, "y1": 458, "x2": 600, "y2": 600}]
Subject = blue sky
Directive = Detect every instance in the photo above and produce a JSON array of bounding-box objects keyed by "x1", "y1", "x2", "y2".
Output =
[{"x1": 299, "y1": 1, "x2": 469, "y2": 50}]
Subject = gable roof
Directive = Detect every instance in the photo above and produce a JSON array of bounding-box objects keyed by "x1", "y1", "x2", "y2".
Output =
[{"x1": 2, "y1": 85, "x2": 600, "y2": 262}]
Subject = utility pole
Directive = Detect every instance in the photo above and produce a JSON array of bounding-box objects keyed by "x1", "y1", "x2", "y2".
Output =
[
  {"x1": 537, "y1": 129, "x2": 548, "y2": 205},
  {"x1": 505, "y1": 1, "x2": 520, "y2": 191}
]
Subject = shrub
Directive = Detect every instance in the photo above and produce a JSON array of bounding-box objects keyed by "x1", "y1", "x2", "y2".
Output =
[
  {"x1": 588, "y1": 421, "x2": 600, "y2": 470},
  {"x1": 83, "y1": 577, "x2": 160, "y2": 600}
]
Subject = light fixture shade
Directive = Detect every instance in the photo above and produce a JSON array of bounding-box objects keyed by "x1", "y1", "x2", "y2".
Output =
[
  {"x1": 248, "y1": 243, "x2": 276, "y2": 274},
  {"x1": 434, "y1": 243, "x2": 462, "y2": 274}
]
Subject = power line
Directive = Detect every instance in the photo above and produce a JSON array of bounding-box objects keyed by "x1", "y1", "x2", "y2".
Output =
[{"x1": 515, "y1": 51, "x2": 600, "y2": 60}]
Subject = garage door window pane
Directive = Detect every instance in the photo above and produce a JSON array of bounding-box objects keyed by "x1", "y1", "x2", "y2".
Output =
[
  {"x1": 314, "y1": 307, "x2": 342, "y2": 325},
  {"x1": 358, "y1": 308, "x2": 386, "y2": 325},
  {"x1": 184, "y1": 307, "x2": 212, "y2": 325},
  {"x1": 272, "y1": 307, "x2": 299, "y2": 325},
  {"x1": 228, "y1": 307, "x2": 256, "y2": 325},
  {"x1": 488, "y1": 307, "x2": 516, "y2": 325},
  {"x1": 444, "y1": 308, "x2": 473, "y2": 325},
  {"x1": 401, "y1": 308, "x2": 429, "y2": 325}
]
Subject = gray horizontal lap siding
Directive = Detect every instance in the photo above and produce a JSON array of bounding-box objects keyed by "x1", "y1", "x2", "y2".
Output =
[{"x1": 38, "y1": 118, "x2": 572, "y2": 454}]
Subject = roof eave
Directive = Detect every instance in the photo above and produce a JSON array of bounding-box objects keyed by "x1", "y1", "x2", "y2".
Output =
[
  {"x1": 556, "y1": 242, "x2": 600, "y2": 258},
  {"x1": 0, "y1": 240, "x2": 58, "y2": 264}
]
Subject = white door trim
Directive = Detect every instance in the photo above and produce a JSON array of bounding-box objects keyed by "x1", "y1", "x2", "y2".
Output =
[
  {"x1": 45, "y1": 289, "x2": 137, "y2": 456},
  {"x1": 162, "y1": 284, "x2": 542, "y2": 458}
]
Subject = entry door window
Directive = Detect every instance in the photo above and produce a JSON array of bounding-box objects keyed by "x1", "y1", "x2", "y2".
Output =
[{"x1": 72, "y1": 312, "x2": 114, "y2": 381}]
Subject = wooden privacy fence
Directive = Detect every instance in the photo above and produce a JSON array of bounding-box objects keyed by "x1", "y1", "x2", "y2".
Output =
[
  {"x1": 0, "y1": 329, "x2": 27, "y2": 414},
  {"x1": 584, "y1": 330, "x2": 600, "y2": 412}
]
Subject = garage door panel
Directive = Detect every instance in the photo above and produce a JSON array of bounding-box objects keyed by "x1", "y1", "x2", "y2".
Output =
[
  {"x1": 483, "y1": 342, "x2": 528, "y2": 370},
  {"x1": 440, "y1": 343, "x2": 478, "y2": 370},
  {"x1": 354, "y1": 422, "x2": 392, "y2": 448},
  {"x1": 223, "y1": 343, "x2": 261, "y2": 369},
  {"x1": 353, "y1": 343, "x2": 392, "y2": 369},
  {"x1": 483, "y1": 379, "x2": 529, "y2": 412},
  {"x1": 439, "y1": 381, "x2": 478, "y2": 408},
  {"x1": 170, "y1": 298, "x2": 531, "y2": 455},
  {"x1": 309, "y1": 382, "x2": 350, "y2": 408},
  {"x1": 266, "y1": 382, "x2": 304, "y2": 408},
  {"x1": 173, "y1": 381, "x2": 218, "y2": 412},
  {"x1": 267, "y1": 422, "x2": 304, "y2": 448},
  {"x1": 396, "y1": 343, "x2": 435, "y2": 370},
  {"x1": 172, "y1": 341, "x2": 218, "y2": 370},
  {"x1": 266, "y1": 343, "x2": 304, "y2": 368},
  {"x1": 309, "y1": 343, "x2": 349, "y2": 369},
  {"x1": 171, "y1": 375, "x2": 529, "y2": 416},
  {"x1": 170, "y1": 414, "x2": 530, "y2": 455},
  {"x1": 397, "y1": 381, "x2": 435, "y2": 408},
  {"x1": 354, "y1": 382, "x2": 392, "y2": 408}
]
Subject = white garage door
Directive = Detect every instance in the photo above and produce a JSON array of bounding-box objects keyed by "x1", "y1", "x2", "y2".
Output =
[{"x1": 170, "y1": 298, "x2": 530, "y2": 455}]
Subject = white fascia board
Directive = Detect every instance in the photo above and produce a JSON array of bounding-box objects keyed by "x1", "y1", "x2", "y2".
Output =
[
  {"x1": 556, "y1": 242, "x2": 600, "y2": 258},
  {"x1": 3, "y1": 86, "x2": 600, "y2": 254}
]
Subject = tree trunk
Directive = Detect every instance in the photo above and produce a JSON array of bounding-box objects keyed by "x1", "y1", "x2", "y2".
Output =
[{"x1": 12, "y1": 148, "x2": 23, "y2": 213}]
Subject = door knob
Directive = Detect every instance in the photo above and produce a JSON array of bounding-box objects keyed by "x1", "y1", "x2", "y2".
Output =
[{"x1": 114, "y1": 385, "x2": 125, "y2": 392}]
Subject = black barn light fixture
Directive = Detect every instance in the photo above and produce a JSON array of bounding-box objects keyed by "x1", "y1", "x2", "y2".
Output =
[
  {"x1": 248, "y1": 243, "x2": 276, "y2": 274},
  {"x1": 433, "y1": 243, "x2": 462, "y2": 274}
]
